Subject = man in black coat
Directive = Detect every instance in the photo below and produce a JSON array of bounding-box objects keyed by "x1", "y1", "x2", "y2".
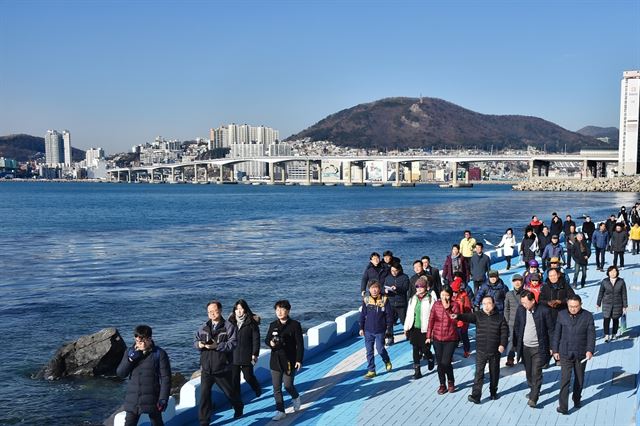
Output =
[
  {"x1": 266, "y1": 299, "x2": 304, "y2": 421},
  {"x1": 551, "y1": 295, "x2": 596, "y2": 414},
  {"x1": 421, "y1": 255, "x2": 442, "y2": 297},
  {"x1": 540, "y1": 268, "x2": 575, "y2": 324},
  {"x1": 117, "y1": 325, "x2": 171, "y2": 426},
  {"x1": 455, "y1": 295, "x2": 508, "y2": 403},
  {"x1": 563, "y1": 215, "x2": 576, "y2": 238},
  {"x1": 360, "y1": 252, "x2": 388, "y2": 297},
  {"x1": 195, "y1": 300, "x2": 243, "y2": 425},
  {"x1": 408, "y1": 259, "x2": 427, "y2": 298},
  {"x1": 513, "y1": 291, "x2": 555, "y2": 408}
]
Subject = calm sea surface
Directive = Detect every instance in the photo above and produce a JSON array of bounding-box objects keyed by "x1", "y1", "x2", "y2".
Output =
[{"x1": 0, "y1": 182, "x2": 637, "y2": 425}]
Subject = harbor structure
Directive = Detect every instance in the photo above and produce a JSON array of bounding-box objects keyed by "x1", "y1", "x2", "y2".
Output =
[{"x1": 618, "y1": 70, "x2": 640, "y2": 175}]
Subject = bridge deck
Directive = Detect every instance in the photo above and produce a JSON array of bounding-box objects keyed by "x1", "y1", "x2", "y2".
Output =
[{"x1": 195, "y1": 252, "x2": 639, "y2": 426}]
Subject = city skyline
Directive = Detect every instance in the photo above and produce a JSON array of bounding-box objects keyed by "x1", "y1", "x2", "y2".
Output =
[{"x1": 1, "y1": 0, "x2": 639, "y2": 153}]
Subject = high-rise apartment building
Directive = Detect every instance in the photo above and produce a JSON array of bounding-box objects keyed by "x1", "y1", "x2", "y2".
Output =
[
  {"x1": 62, "y1": 130, "x2": 72, "y2": 166},
  {"x1": 619, "y1": 70, "x2": 640, "y2": 175},
  {"x1": 85, "y1": 147, "x2": 105, "y2": 167},
  {"x1": 45, "y1": 130, "x2": 64, "y2": 165}
]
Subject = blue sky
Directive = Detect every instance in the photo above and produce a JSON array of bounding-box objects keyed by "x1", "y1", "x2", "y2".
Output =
[{"x1": 1, "y1": 0, "x2": 639, "y2": 153}]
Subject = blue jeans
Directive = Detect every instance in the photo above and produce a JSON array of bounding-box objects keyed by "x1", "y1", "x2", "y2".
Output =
[{"x1": 365, "y1": 331, "x2": 390, "y2": 372}]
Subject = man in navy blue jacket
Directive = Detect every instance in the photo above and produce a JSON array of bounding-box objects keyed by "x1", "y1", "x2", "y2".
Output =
[
  {"x1": 513, "y1": 291, "x2": 555, "y2": 408},
  {"x1": 360, "y1": 280, "x2": 393, "y2": 379},
  {"x1": 551, "y1": 295, "x2": 595, "y2": 414}
]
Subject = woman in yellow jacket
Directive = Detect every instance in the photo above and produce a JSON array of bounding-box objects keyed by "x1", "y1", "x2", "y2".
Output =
[{"x1": 630, "y1": 223, "x2": 640, "y2": 255}]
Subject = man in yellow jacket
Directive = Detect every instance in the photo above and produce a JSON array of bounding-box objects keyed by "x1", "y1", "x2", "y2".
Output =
[{"x1": 460, "y1": 230, "x2": 477, "y2": 264}]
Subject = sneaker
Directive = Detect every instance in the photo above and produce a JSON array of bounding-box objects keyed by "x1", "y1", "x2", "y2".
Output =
[
  {"x1": 437, "y1": 384, "x2": 447, "y2": 395},
  {"x1": 468, "y1": 395, "x2": 480, "y2": 404},
  {"x1": 364, "y1": 371, "x2": 376, "y2": 379},
  {"x1": 463, "y1": 351, "x2": 471, "y2": 358},
  {"x1": 528, "y1": 399, "x2": 536, "y2": 408},
  {"x1": 610, "y1": 335, "x2": 617, "y2": 341},
  {"x1": 272, "y1": 411, "x2": 286, "y2": 421},
  {"x1": 385, "y1": 361, "x2": 393, "y2": 372},
  {"x1": 604, "y1": 335, "x2": 610, "y2": 342},
  {"x1": 292, "y1": 397, "x2": 301, "y2": 412}
]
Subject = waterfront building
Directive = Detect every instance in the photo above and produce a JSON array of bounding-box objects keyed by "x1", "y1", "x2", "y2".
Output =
[
  {"x1": 230, "y1": 142, "x2": 267, "y2": 178},
  {"x1": 619, "y1": 70, "x2": 640, "y2": 175},
  {"x1": 62, "y1": 130, "x2": 72, "y2": 166},
  {"x1": 85, "y1": 148, "x2": 105, "y2": 167},
  {"x1": 45, "y1": 130, "x2": 64, "y2": 165}
]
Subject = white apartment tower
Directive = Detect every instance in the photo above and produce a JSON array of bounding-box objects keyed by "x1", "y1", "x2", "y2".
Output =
[
  {"x1": 62, "y1": 130, "x2": 72, "y2": 166},
  {"x1": 45, "y1": 130, "x2": 64, "y2": 165},
  {"x1": 619, "y1": 70, "x2": 640, "y2": 175}
]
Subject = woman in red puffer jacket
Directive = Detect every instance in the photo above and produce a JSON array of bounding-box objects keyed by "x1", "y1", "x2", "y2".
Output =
[{"x1": 427, "y1": 286, "x2": 461, "y2": 395}]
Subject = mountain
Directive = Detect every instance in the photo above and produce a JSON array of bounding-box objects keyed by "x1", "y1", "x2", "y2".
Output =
[
  {"x1": 576, "y1": 126, "x2": 619, "y2": 143},
  {"x1": 287, "y1": 97, "x2": 608, "y2": 152},
  {"x1": 0, "y1": 134, "x2": 85, "y2": 162}
]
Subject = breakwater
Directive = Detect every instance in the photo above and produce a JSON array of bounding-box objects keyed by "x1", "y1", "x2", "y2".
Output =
[{"x1": 513, "y1": 177, "x2": 640, "y2": 192}]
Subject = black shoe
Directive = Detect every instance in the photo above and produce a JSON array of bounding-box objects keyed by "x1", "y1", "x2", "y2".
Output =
[
  {"x1": 556, "y1": 407, "x2": 568, "y2": 415},
  {"x1": 428, "y1": 358, "x2": 435, "y2": 371},
  {"x1": 413, "y1": 366, "x2": 422, "y2": 380},
  {"x1": 234, "y1": 405, "x2": 244, "y2": 419},
  {"x1": 468, "y1": 395, "x2": 481, "y2": 404},
  {"x1": 574, "y1": 399, "x2": 582, "y2": 408},
  {"x1": 490, "y1": 394, "x2": 499, "y2": 400},
  {"x1": 255, "y1": 387, "x2": 262, "y2": 398}
]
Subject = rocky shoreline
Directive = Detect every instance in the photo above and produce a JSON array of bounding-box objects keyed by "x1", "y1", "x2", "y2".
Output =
[{"x1": 513, "y1": 177, "x2": 640, "y2": 192}]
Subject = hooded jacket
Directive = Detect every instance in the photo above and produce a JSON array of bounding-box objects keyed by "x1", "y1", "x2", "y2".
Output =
[
  {"x1": 360, "y1": 294, "x2": 393, "y2": 334},
  {"x1": 228, "y1": 313, "x2": 261, "y2": 365},
  {"x1": 474, "y1": 278, "x2": 508, "y2": 313},
  {"x1": 116, "y1": 343, "x2": 171, "y2": 415},
  {"x1": 404, "y1": 290, "x2": 438, "y2": 333}
]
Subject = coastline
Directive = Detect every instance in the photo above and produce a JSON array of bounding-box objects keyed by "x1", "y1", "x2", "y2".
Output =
[{"x1": 513, "y1": 176, "x2": 640, "y2": 192}]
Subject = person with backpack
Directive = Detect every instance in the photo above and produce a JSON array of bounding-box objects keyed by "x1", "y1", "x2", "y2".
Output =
[
  {"x1": 195, "y1": 300, "x2": 244, "y2": 425},
  {"x1": 116, "y1": 325, "x2": 171, "y2": 426}
]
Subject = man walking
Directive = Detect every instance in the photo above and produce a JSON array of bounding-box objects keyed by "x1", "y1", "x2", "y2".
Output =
[
  {"x1": 117, "y1": 325, "x2": 171, "y2": 426},
  {"x1": 454, "y1": 296, "x2": 508, "y2": 403},
  {"x1": 592, "y1": 223, "x2": 610, "y2": 271},
  {"x1": 266, "y1": 300, "x2": 304, "y2": 421},
  {"x1": 551, "y1": 295, "x2": 596, "y2": 414},
  {"x1": 513, "y1": 291, "x2": 554, "y2": 408},
  {"x1": 195, "y1": 301, "x2": 244, "y2": 425},
  {"x1": 360, "y1": 280, "x2": 393, "y2": 379},
  {"x1": 470, "y1": 242, "x2": 491, "y2": 295}
]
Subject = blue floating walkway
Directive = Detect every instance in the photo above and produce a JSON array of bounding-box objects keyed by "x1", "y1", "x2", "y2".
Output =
[{"x1": 194, "y1": 251, "x2": 639, "y2": 426}]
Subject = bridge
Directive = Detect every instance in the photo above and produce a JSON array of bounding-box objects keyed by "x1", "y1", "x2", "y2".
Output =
[{"x1": 107, "y1": 151, "x2": 619, "y2": 186}]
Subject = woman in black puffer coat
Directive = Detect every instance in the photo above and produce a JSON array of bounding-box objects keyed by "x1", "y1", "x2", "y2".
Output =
[
  {"x1": 228, "y1": 299, "x2": 262, "y2": 399},
  {"x1": 597, "y1": 266, "x2": 628, "y2": 341}
]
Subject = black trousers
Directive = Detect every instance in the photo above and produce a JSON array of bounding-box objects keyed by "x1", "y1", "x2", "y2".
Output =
[
  {"x1": 633, "y1": 240, "x2": 640, "y2": 255},
  {"x1": 522, "y1": 345, "x2": 544, "y2": 403},
  {"x1": 473, "y1": 280, "x2": 484, "y2": 296},
  {"x1": 199, "y1": 370, "x2": 243, "y2": 426},
  {"x1": 595, "y1": 247, "x2": 606, "y2": 269},
  {"x1": 271, "y1": 369, "x2": 299, "y2": 413},
  {"x1": 471, "y1": 351, "x2": 500, "y2": 398},
  {"x1": 231, "y1": 364, "x2": 261, "y2": 398},
  {"x1": 613, "y1": 251, "x2": 625, "y2": 267},
  {"x1": 603, "y1": 317, "x2": 620, "y2": 335},
  {"x1": 392, "y1": 305, "x2": 407, "y2": 325},
  {"x1": 409, "y1": 328, "x2": 432, "y2": 364},
  {"x1": 558, "y1": 357, "x2": 586, "y2": 411},
  {"x1": 125, "y1": 411, "x2": 163, "y2": 426},
  {"x1": 433, "y1": 340, "x2": 457, "y2": 385}
]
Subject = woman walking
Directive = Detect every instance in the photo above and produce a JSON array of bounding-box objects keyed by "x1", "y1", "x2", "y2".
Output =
[
  {"x1": 228, "y1": 299, "x2": 262, "y2": 400},
  {"x1": 496, "y1": 228, "x2": 517, "y2": 270},
  {"x1": 404, "y1": 276, "x2": 437, "y2": 379},
  {"x1": 427, "y1": 286, "x2": 461, "y2": 395},
  {"x1": 596, "y1": 266, "x2": 628, "y2": 341}
]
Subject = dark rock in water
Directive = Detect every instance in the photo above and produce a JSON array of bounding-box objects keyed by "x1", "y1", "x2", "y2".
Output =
[
  {"x1": 34, "y1": 327, "x2": 126, "y2": 380},
  {"x1": 171, "y1": 372, "x2": 188, "y2": 398}
]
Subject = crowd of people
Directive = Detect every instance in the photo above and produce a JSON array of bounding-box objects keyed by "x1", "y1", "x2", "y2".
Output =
[
  {"x1": 359, "y1": 207, "x2": 633, "y2": 415},
  {"x1": 113, "y1": 206, "x2": 636, "y2": 425}
]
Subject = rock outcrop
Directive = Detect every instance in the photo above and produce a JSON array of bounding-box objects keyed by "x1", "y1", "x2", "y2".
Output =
[
  {"x1": 513, "y1": 177, "x2": 640, "y2": 192},
  {"x1": 34, "y1": 327, "x2": 126, "y2": 380}
]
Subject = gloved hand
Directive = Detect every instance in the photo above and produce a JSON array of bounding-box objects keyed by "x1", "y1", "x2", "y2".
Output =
[
  {"x1": 157, "y1": 399, "x2": 168, "y2": 412},
  {"x1": 127, "y1": 347, "x2": 143, "y2": 362}
]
